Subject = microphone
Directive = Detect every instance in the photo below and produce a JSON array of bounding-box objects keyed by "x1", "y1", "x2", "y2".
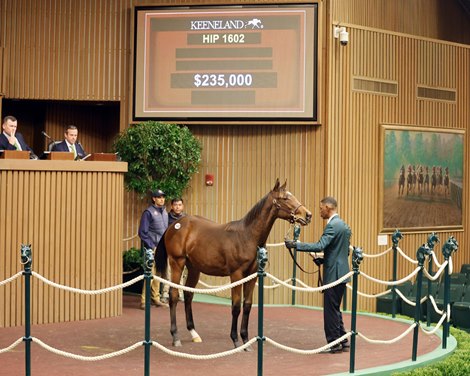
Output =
[
  {"x1": 41, "y1": 131, "x2": 58, "y2": 153},
  {"x1": 41, "y1": 131, "x2": 55, "y2": 142}
]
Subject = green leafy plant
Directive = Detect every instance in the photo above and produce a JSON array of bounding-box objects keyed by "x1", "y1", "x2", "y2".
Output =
[
  {"x1": 392, "y1": 326, "x2": 470, "y2": 375},
  {"x1": 123, "y1": 247, "x2": 143, "y2": 273},
  {"x1": 113, "y1": 121, "x2": 202, "y2": 198}
]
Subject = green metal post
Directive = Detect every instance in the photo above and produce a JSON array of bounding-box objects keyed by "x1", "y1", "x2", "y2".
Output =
[
  {"x1": 441, "y1": 236, "x2": 458, "y2": 348},
  {"x1": 412, "y1": 244, "x2": 429, "y2": 361},
  {"x1": 142, "y1": 246, "x2": 154, "y2": 376},
  {"x1": 291, "y1": 249, "x2": 297, "y2": 306},
  {"x1": 349, "y1": 247, "x2": 363, "y2": 374},
  {"x1": 21, "y1": 245, "x2": 33, "y2": 376},
  {"x1": 426, "y1": 233, "x2": 439, "y2": 328},
  {"x1": 257, "y1": 247, "x2": 268, "y2": 376},
  {"x1": 291, "y1": 225, "x2": 301, "y2": 305},
  {"x1": 391, "y1": 230, "x2": 403, "y2": 318}
]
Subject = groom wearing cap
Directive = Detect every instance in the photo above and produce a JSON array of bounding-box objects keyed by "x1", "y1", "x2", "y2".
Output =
[{"x1": 138, "y1": 188, "x2": 169, "y2": 309}]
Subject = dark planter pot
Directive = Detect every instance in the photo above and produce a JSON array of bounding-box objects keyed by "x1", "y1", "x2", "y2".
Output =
[{"x1": 123, "y1": 267, "x2": 144, "y2": 294}]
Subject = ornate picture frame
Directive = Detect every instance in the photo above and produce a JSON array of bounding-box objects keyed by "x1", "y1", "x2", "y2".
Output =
[{"x1": 380, "y1": 125, "x2": 464, "y2": 233}]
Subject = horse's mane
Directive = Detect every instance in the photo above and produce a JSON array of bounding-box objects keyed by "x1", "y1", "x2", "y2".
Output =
[{"x1": 224, "y1": 192, "x2": 270, "y2": 231}]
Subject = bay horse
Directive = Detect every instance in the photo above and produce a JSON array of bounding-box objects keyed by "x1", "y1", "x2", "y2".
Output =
[{"x1": 155, "y1": 179, "x2": 312, "y2": 348}]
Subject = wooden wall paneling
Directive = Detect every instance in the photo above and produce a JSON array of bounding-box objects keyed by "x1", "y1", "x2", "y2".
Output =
[
  {"x1": 330, "y1": 0, "x2": 470, "y2": 44},
  {"x1": 327, "y1": 22, "x2": 469, "y2": 312},
  {"x1": 0, "y1": 0, "x2": 130, "y2": 101},
  {"x1": 1, "y1": 162, "x2": 126, "y2": 327}
]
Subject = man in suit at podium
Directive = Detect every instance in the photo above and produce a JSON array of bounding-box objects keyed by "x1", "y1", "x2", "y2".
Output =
[
  {"x1": 0, "y1": 115, "x2": 38, "y2": 159},
  {"x1": 51, "y1": 125, "x2": 86, "y2": 160}
]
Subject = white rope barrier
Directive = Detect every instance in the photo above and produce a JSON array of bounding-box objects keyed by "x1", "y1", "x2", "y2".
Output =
[
  {"x1": 32, "y1": 272, "x2": 144, "y2": 295},
  {"x1": 449, "y1": 257, "x2": 453, "y2": 275},
  {"x1": 346, "y1": 284, "x2": 392, "y2": 298},
  {"x1": 357, "y1": 323, "x2": 416, "y2": 344},
  {"x1": 265, "y1": 333, "x2": 352, "y2": 355},
  {"x1": 423, "y1": 260, "x2": 448, "y2": 281},
  {"x1": 266, "y1": 271, "x2": 354, "y2": 293},
  {"x1": 420, "y1": 313, "x2": 447, "y2": 335},
  {"x1": 0, "y1": 271, "x2": 23, "y2": 286},
  {"x1": 428, "y1": 295, "x2": 444, "y2": 315},
  {"x1": 122, "y1": 234, "x2": 139, "y2": 242},
  {"x1": 265, "y1": 242, "x2": 285, "y2": 248},
  {"x1": 360, "y1": 266, "x2": 421, "y2": 286},
  {"x1": 152, "y1": 337, "x2": 257, "y2": 359},
  {"x1": 362, "y1": 246, "x2": 393, "y2": 258},
  {"x1": 152, "y1": 273, "x2": 258, "y2": 294},
  {"x1": 0, "y1": 337, "x2": 24, "y2": 354},
  {"x1": 197, "y1": 277, "x2": 291, "y2": 290},
  {"x1": 396, "y1": 247, "x2": 419, "y2": 264},
  {"x1": 32, "y1": 337, "x2": 142, "y2": 361},
  {"x1": 395, "y1": 289, "x2": 418, "y2": 307},
  {"x1": 429, "y1": 251, "x2": 442, "y2": 268}
]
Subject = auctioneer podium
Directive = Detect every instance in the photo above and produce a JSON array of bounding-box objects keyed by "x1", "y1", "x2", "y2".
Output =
[{"x1": 0, "y1": 155, "x2": 128, "y2": 327}]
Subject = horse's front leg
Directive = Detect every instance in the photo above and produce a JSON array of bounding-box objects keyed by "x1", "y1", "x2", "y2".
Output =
[
  {"x1": 230, "y1": 282, "x2": 243, "y2": 348},
  {"x1": 183, "y1": 266, "x2": 202, "y2": 343},
  {"x1": 240, "y1": 277, "x2": 257, "y2": 351},
  {"x1": 169, "y1": 258, "x2": 184, "y2": 347}
]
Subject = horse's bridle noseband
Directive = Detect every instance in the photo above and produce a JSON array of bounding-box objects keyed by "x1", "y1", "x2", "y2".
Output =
[{"x1": 273, "y1": 198, "x2": 305, "y2": 223}]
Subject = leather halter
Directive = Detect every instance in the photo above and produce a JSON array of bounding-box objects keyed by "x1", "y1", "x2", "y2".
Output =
[{"x1": 273, "y1": 198, "x2": 304, "y2": 223}]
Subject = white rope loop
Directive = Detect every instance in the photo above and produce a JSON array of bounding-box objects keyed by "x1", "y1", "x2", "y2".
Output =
[
  {"x1": 362, "y1": 246, "x2": 393, "y2": 258},
  {"x1": 32, "y1": 272, "x2": 143, "y2": 295},
  {"x1": 0, "y1": 337, "x2": 24, "y2": 354},
  {"x1": 346, "y1": 284, "x2": 392, "y2": 298},
  {"x1": 152, "y1": 337, "x2": 257, "y2": 359},
  {"x1": 265, "y1": 333, "x2": 352, "y2": 355},
  {"x1": 0, "y1": 271, "x2": 23, "y2": 286},
  {"x1": 357, "y1": 323, "x2": 416, "y2": 344},
  {"x1": 423, "y1": 260, "x2": 448, "y2": 281},
  {"x1": 32, "y1": 337, "x2": 142, "y2": 361},
  {"x1": 420, "y1": 313, "x2": 447, "y2": 335},
  {"x1": 266, "y1": 271, "x2": 354, "y2": 293},
  {"x1": 360, "y1": 266, "x2": 421, "y2": 286},
  {"x1": 396, "y1": 247, "x2": 419, "y2": 264},
  {"x1": 152, "y1": 273, "x2": 257, "y2": 294}
]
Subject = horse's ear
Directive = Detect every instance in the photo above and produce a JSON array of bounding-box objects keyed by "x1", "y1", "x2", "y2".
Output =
[
  {"x1": 273, "y1": 178, "x2": 280, "y2": 191},
  {"x1": 280, "y1": 179, "x2": 287, "y2": 190}
]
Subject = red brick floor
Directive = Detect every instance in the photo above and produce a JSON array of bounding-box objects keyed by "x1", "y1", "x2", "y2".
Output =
[{"x1": 0, "y1": 294, "x2": 442, "y2": 376}]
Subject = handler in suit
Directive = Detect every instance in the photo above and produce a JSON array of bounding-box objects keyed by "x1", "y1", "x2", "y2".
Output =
[
  {"x1": 0, "y1": 115, "x2": 38, "y2": 159},
  {"x1": 51, "y1": 125, "x2": 86, "y2": 160},
  {"x1": 285, "y1": 196, "x2": 351, "y2": 353}
]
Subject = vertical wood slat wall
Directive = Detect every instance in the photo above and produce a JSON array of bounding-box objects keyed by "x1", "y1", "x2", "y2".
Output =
[
  {"x1": 327, "y1": 24, "x2": 470, "y2": 312},
  {"x1": 0, "y1": 0, "x2": 131, "y2": 128},
  {"x1": 0, "y1": 162, "x2": 125, "y2": 327},
  {"x1": 0, "y1": 0, "x2": 130, "y2": 100}
]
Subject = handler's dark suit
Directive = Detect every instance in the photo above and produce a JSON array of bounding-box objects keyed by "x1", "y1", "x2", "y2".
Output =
[
  {"x1": 296, "y1": 214, "x2": 351, "y2": 344},
  {"x1": 51, "y1": 140, "x2": 86, "y2": 159},
  {"x1": 0, "y1": 132, "x2": 38, "y2": 159}
]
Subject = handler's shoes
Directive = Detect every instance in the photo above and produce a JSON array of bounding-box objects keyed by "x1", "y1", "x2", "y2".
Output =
[
  {"x1": 341, "y1": 341, "x2": 350, "y2": 351},
  {"x1": 320, "y1": 344, "x2": 343, "y2": 354},
  {"x1": 153, "y1": 299, "x2": 169, "y2": 308}
]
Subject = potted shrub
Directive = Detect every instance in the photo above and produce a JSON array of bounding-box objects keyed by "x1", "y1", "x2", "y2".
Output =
[{"x1": 123, "y1": 247, "x2": 144, "y2": 293}]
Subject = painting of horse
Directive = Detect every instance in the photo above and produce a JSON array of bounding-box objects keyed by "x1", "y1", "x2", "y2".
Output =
[{"x1": 155, "y1": 179, "x2": 312, "y2": 348}]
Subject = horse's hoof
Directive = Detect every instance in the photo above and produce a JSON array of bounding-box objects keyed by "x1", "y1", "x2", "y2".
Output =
[
  {"x1": 192, "y1": 336, "x2": 202, "y2": 343},
  {"x1": 173, "y1": 340, "x2": 182, "y2": 347},
  {"x1": 233, "y1": 341, "x2": 241, "y2": 348},
  {"x1": 244, "y1": 345, "x2": 253, "y2": 352}
]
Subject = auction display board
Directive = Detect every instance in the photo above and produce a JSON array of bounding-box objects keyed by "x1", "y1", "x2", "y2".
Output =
[{"x1": 134, "y1": 5, "x2": 318, "y2": 121}]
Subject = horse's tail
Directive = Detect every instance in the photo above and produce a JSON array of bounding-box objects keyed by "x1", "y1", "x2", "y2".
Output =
[{"x1": 155, "y1": 232, "x2": 168, "y2": 276}]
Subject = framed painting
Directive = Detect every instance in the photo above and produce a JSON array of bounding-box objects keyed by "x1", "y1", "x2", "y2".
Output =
[{"x1": 380, "y1": 125, "x2": 464, "y2": 233}]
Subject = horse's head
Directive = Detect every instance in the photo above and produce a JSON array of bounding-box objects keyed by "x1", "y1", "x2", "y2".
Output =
[{"x1": 271, "y1": 179, "x2": 312, "y2": 225}]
